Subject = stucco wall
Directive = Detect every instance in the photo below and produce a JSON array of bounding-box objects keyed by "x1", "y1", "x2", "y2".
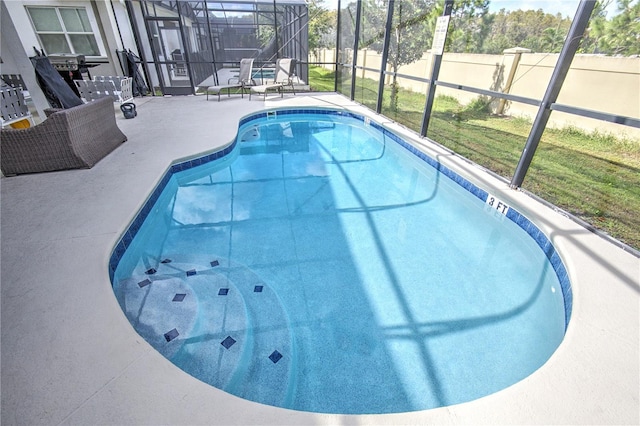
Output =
[{"x1": 313, "y1": 49, "x2": 639, "y2": 139}]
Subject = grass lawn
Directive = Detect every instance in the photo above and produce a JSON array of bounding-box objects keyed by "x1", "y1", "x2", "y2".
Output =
[
  {"x1": 309, "y1": 65, "x2": 336, "y2": 92},
  {"x1": 308, "y1": 66, "x2": 640, "y2": 250}
]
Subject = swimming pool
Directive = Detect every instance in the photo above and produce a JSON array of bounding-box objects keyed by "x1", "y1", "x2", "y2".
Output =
[
  {"x1": 110, "y1": 108, "x2": 570, "y2": 414},
  {"x1": 252, "y1": 68, "x2": 275, "y2": 82}
]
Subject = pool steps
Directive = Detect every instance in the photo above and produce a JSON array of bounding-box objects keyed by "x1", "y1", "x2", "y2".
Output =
[{"x1": 114, "y1": 255, "x2": 296, "y2": 408}]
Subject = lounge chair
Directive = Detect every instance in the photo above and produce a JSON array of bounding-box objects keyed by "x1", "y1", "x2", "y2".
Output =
[
  {"x1": 249, "y1": 58, "x2": 296, "y2": 100},
  {"x1": 206, "y1": 58, "x2": 256, "y2": 101}
]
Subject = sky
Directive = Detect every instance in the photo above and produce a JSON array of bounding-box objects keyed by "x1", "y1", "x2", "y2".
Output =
[
  {"x1": 321, "y1": 0, "x2": 623, "y2": 19},
  {"x1": 487, "y1": 0, "x2": 621, "y2": 18},
  {"x1": 317, "y1": 0, "x2": 625, "y2": 21}
]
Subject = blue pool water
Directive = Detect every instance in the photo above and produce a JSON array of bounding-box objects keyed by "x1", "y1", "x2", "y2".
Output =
[
  {"x1": 252, "y1": 69, "x2": 275, "y2": 81},
  {"x1": 110, "y1": 109, "x2": 570, "y2": 414}
]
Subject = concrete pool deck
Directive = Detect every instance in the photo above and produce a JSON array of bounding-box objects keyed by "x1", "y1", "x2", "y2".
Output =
[{"x1": 1, "y1": 93, "x2": 638, "y2": 425}]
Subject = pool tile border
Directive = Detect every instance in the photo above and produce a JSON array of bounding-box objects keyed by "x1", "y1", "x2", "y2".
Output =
[{"x1": 109, "y1": 107, "x2": 572, "y2": 329}]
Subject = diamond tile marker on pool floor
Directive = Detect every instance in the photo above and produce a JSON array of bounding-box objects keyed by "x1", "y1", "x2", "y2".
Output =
[
  {"x1": 269, "y1": 350, "x2": 283, "y2": 363},
  {"x1": 164, "y1": 328, "x2": 179, "y2": 342},
  {"x1": 221, "y1": 336, "x2": 236, "y2": 349},
  {"x1": 173, "y1": 293, "x2": 186, "y2": 302}
]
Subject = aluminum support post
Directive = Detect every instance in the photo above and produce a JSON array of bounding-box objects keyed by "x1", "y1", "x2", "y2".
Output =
[
  {"x1": 335, "y1": 0, "x2": 342, "y2": 92},
  {"x1": 350, "y1": 0, "x2": 363, "y2": 101},
  {"x1": 420, "y1": 0, "x2": 453, "y2": 137},
  {"x1": 376, "y1": 0, "x2": 395, "y2": 113},
  {"x1": 510, "y1": 0, "x2": 596, "y2": 188}
]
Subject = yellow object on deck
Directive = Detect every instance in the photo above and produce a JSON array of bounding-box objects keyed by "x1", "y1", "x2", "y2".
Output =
[{"x1": 9, "y1": 118, "x2": 31, "y2": 129}]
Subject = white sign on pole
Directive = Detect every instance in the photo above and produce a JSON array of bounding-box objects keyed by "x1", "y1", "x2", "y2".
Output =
[{"x1": 431, "y1": 15, "x2": 450, "y2": 56}]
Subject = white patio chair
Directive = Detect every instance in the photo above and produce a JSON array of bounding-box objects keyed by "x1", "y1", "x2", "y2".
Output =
[
  {"x1": 0, "y1": 86, "x2": 34, "y2": 128},
  {"x1": 249, "y1": 58, "x2": 296, "y2": 100},
  {"x1": 76, "y1": 77, "x2": 134, "y2": 104},
  {"x1": 206, "y1": 58, "x2": 256, "y2": 101}
]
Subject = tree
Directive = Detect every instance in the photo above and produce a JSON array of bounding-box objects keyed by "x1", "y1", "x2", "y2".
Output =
[
  {"x1": 447, "y1": 0, "x2": 491, "y2": 53},
  {"x1": 597, "y1": 0, "x2": 640, "y2": 55},
  {"x1": 336, "y1": 1, "x2": 358, "y2": 65},
  {"x1": 480, "y1": 8, "x2": 571, "y2": 53},
  {"x1": 540, "y1": 27, "x2": 566, "y2": 52},
  {"x1": 386, "y1": 0, "x2": 441, "y2": 110},
  {"x1": 480, "y1": 0, "x2": 638, "y2": 56},
  {"x1": 580, "y1": 0, "x2": 613, "y2": 53},
  {"x1": 308, "y1": 0, "x2": 336, "y2": 53},
  {"x1": 357, "y1": 0, "x2": 495, "y2": 110},
  {"x1": 359, "y1": 0, "x2": 440, "y2": 110}
]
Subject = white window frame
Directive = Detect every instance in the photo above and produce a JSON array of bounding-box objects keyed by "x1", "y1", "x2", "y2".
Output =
[{"x1": 24, "y1": 2, "x2": 107, "y2": 59}]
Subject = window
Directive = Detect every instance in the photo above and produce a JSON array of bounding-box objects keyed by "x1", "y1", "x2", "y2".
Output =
[{"x1": 26, "y1": 6, "x2": 101, "y2": 56}]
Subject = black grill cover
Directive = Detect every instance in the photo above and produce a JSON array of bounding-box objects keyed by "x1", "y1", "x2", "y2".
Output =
[{"x1": 30, "y1": 53, "x2": 83, "y2": 109}]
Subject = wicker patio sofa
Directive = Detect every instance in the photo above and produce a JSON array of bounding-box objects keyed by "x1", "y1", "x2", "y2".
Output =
[{"x1": 1, "y1": 97, "x2": 127, "y2": 176}]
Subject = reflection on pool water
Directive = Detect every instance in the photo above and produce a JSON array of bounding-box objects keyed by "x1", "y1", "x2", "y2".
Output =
[{"x1": 110, "y1": 109, "x2": 570, "y2": 414}]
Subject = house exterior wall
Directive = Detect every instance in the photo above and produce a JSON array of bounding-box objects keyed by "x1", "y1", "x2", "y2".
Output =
[
  {"x1": 1, "y1": 0, "x2": 136, "y2": 118},
  {"x1": 1, "y1": 0, "x2": 52, "y2": 118}
]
